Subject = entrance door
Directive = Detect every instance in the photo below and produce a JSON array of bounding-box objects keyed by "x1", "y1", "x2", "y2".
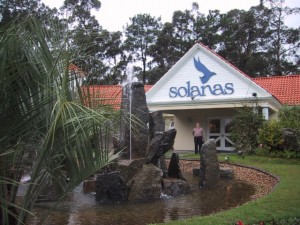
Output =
[{"x1": 208, "y1": 118, "x2": 234, "y2": 151}]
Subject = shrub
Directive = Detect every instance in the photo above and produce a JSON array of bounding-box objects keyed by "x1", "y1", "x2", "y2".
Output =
[
  {"x1": 230, "y1": 102, "x2": 264, "y2": 153},
  {"x1": 255, "y1": 147, "x2": 300, "y2": 159},
  {"x1": 267, "y1": 217, "x2": 300, "y2": 225},
  {"x1": 278, "y1": 106, "x2": 300, "y2": 133},
  {"x1": 254, "y1": 146, "x2": 270, "y2": 157},
  {"x1": 236, "y1": 217, "x2": 300, "y2": 225},
  {"x1": 281, "y1": 150, "x2": 300, "y2": 159},
  {"x1": 258, "y1": 120, "x2": 284, "y2": 151}
]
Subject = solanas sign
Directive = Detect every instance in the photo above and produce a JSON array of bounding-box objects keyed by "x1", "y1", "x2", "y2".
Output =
[{"x1": 169, "y1": 57, "x2": 234, "y2": 98}]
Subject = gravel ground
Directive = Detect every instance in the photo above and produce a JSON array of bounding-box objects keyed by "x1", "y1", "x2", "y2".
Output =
[{"x1": 173, "y1": 160, "x2": 279, "y2": 200}]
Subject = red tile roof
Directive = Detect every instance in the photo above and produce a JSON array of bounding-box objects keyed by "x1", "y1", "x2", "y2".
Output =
[
  {"x1": 253, "y1": 75, "x2": 300, "y2": 105},
  {"x1": 82, "y1": 75, "x2": 300, "y2": 109},
  {"x1": 81, "y1": 85, "x2": 122, "y2": 110},
  {"x1": 81, "y1": 85, "x2": 153, "y2": 110},
  {"x1": 197, "y1": 42, "x2": 300, "y2": 106}
]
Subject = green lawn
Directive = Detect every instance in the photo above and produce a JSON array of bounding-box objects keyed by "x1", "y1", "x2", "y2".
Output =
[{"x1": 156, "y1": 153, "x2": 300, "y2": 225}]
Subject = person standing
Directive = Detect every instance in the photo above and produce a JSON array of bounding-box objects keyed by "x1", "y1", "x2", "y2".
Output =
[{"x1": 193, "y1": 122, "x2": 204, "y2": 154}]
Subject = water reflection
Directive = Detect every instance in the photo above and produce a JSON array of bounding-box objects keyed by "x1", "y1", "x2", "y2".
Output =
[{"x1": 29, "y1": 172, "x2": 255, "y2": 225}]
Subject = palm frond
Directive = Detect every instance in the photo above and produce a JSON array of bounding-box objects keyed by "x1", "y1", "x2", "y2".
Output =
[{"x1": 0, "y1": 16, "x2": 121, "y2": 225}]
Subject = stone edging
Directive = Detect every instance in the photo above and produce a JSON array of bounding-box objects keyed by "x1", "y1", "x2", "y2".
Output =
[
  {"x1": 172, "y1": 159, "x2": 279, "y2": 200},
  {"x1": 219, "y1": 162, "x2": 279, "y2": 200}
]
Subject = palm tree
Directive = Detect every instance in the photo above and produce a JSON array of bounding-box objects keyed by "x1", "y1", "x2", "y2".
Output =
[{"x1": 0, "y1": 16, "x2": 119, "y2": 225}]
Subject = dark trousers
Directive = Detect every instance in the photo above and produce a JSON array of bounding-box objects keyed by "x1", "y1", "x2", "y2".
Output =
[{"x1": 194, "y1": 136, "x2": 203, "y2": 154}]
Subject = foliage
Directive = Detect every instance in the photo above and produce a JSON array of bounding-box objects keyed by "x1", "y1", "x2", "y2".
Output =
[
  {"x1": 148, "y1": 22, "x2": 177, "y2": 84},
  {"x1": 234, "y1": 217, "x2": 300, "y2": 225},
  {"x1": 258, "y1": 119, "x2": 284, "y2": 151},
  {"x1": 0, "y1": 16, "x2": 119, "y2": 225},
  {"x1": 230, "y1": 101, "x2": 264, "y2": 153},
  {"x1": 255, "y1": 148, "x2": 300, "y2": 159},
  {"x1": 255, "y1": 106, "x2": 300, "y2": 158},
  {"x1": 218, "y1": 6, "x2": 271, "y2": 77},
  {"x1": 60, "y1": 0, "x2": 117, "y2": 85},
  {"x1": 195, "y1": 9, "x2": 222, "y2": 50},
  {"x1": 0, "y1": 0, "x2": 55, "y2": 25},
  {"x1": 278, "y1": 105, "x2": 300, "y2": 132},
  {"x1": 124, "y1": 13, "x2": 162, "y2": 84},
  {"x1": 266, "y1": 217, "x2": 300, "y2": 225},
  {"x1": 1, "y1": 1, "x2": 299, "y2": 84},
  {"x1": 263, "y1": 0, "x2": 300, "y2": 75}
]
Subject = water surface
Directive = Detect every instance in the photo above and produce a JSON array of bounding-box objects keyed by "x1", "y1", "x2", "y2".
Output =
[{"x1": 29, "y1": 172, "x2": 255, "y2": 225}]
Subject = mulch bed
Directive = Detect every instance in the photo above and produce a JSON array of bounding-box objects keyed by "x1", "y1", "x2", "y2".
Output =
[{"x1": 170, "y1": 159, "x2": 279, "y2": 200}]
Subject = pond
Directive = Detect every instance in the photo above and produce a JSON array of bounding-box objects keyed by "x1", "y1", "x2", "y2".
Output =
[{"x1": 28, "y1": 171, "x2": 255, "y2": 225}]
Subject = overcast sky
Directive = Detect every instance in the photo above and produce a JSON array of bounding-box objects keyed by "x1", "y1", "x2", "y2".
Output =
[{"x1": 42, "y1": 0, "x2": 299, "y2": 31}]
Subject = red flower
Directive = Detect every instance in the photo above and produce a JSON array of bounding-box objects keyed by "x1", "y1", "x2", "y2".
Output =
[{"x1": 235, "y1": 221, "x2": 244, "y2": 225}]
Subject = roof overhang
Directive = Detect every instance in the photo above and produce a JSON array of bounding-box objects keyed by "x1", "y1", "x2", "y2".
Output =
[{"x1": 147, "y1": 96, "x2": 282, "y2": 112}]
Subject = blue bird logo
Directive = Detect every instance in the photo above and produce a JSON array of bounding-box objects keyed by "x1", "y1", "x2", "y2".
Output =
[{"x1": 193, "y1": 57, "x2": 216, "y2": 84}]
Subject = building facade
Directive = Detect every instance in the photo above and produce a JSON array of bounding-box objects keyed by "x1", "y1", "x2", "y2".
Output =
[
  {"x1": 85, "y1": 43, "x2": 300, "y2": 152},
  {"x1": 146, "y1": 43, "x2": 283, "y2": 151}
]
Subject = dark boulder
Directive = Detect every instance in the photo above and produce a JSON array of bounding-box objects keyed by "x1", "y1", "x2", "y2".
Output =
[
  {"x1": 146, "y1": 129, "x2": 177, "y2": 165},
  {"x1": 149, "y1": 111, "x2": 165, "y2": 140},
  {"x1": 199, "y1": 139, "x2": 220, "y2": 188},
  {"x1": 167, "y1": 153, "x2": 186, "y2": 181},
  {"x1": 127, "y1": 164, "x2": 163, "y2": 201},
  {"x1": 95, "y1": 172, "x2": 128, "y2": 203},
  {"x1": 162, "y1": 178, "x2": 191, "y2": 196}
]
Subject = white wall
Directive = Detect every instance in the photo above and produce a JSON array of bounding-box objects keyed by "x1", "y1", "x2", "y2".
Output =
[{"x1": 171, "y1": 108, "x2": 235, "y2": 150}]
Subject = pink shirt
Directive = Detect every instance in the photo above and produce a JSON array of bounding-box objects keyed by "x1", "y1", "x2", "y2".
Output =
[{"x1": 193, "y1": 127, "x2": 203, "y2": 137}]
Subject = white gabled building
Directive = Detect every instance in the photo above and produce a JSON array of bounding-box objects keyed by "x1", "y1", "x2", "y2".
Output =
[{"x1": 146, "y1": 43, "x2": 282, "y2": 151}]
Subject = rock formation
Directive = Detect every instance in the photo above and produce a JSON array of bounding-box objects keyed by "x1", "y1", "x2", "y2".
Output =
[
  {"x1": 168, "y1": 153, "x2": 185, "y2": 181},
  {"x1": 95, "y1": 82, "x2": 189, "y2": 203},
  {"x1": 146, "y1": 129, "x2": 177, "y2": 165},
  {"x1": 127, "y1": 164, "x2": 163, "y2": 201},
  {"x1": 96, "y1": 172, "x2": 128, "y2": 203},
  {"x1": 119, "y1": 82, "x2": 149, "y2": 158},
  {"x1": 199, "y1": 139, "x2": 220, "y2": 188}
]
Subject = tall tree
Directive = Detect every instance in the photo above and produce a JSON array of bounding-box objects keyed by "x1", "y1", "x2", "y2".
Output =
[
  {"x1": 171, "y1": 9, "x2": 195, "y2": 56},
  {"x1": 263, "y1": 0, "x2": 300, "y2": 75},
  {"x1": 98, "y1": 30, "x2": 128, "y2": 84},
  {"x1": 147, "y1": 22, "x2": 177, "y2": 84},
  {"x1": 124, "y1": 13, "x2": 162, "y2": 84},
  {"x1": 218, "y1": 7, "x2": 272, "y2": 77},
  {"x1": 0, "y1": 0, "x2": 57, "y2": 27},
  {"x1": 146, "y1": 3, "x2": 198, "y2": 84},
  {"x1": 60, "y1": 0, "x2": 108, "y2": 83},
  {"x1": 194, "y1": 9, "x2": 222, "y2": 50},
  {"x1": 60, "y1": 0, "x2": 128, "y2": 85},
  {"x1": 148, "y1": 3, "x2": 222, "y2": 83},
  {"x1": 61, "y1": 0, "x2": 101, "y2": 25},
  {"x1": 218, "y1": 1, "x2": 300, "y2": 76}
]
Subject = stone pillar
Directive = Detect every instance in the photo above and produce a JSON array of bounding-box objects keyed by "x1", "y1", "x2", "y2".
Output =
[
  {"x1": 168, "y1": 153, "x2": 185, "y2": 180},
  {"x1": 199, "y1": 139, "x2": 220, "y2": 188},
  {"x1": 119, "y1": 82, "x2": 149, "y2": 159},
  {"x1": 148, "y1": 111, "x2": 168, "y2": 176},
  {"x1": 148, "y1": 111, "x2": 165, "y2": 140}
]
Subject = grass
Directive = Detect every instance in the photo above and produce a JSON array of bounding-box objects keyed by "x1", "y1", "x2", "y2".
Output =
[{"x1": 155, "y1": 152, "x2": 300, "y2": 225}]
